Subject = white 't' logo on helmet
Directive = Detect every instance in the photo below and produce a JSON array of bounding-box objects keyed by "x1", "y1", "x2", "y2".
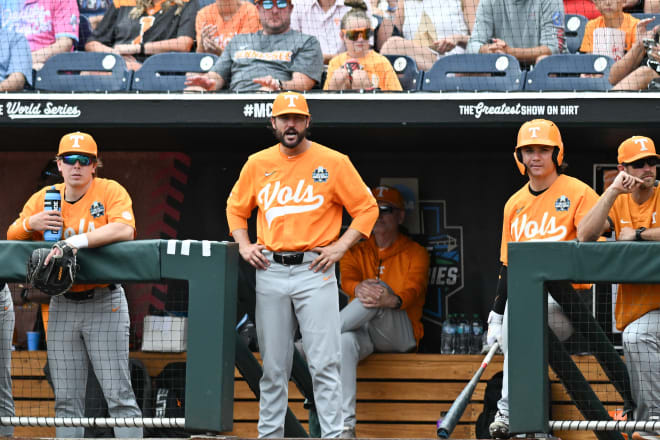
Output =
[{"x1": 529, "y1": 127, "x2": 541, "y2": 138}]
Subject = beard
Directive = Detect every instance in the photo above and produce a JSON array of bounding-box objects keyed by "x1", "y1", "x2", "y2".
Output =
[{"x1": 275, "y1": 126, "x2": 307, "y2": 149}]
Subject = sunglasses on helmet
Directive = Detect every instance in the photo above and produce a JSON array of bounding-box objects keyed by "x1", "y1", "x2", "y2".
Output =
[
  {"x1": 261, "y1": 0, "x2": 288, "y2": 9},
  {"x1": 60, "y1": 154, "x2": 94, "y2": 166},
  {"x1": 343, "y1": 28, "x2": 373, "y2": 41},
  {"x1": 627, "y1": 157, "x2": 659, "y2": 169}
]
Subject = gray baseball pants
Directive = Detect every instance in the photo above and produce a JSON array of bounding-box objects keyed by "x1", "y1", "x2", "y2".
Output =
[
  {"x1": 255, "y1": 251, "x2": 342, "y2": 438},
  {"x1": 0, "y1": 284, "x2": 15, "y2": 437},
  {"x1": 498, "y1": 295, "x2": 574, "y2": 416},
  {"x1": 340, "y1": 298, "x2": 416, "y2": 429},
  {"x1": 48, "y1": 285, "x2": 143, "y2": 438},
  {"x1": 622, "y1": 308, "x2": 660, "y2": 422}
]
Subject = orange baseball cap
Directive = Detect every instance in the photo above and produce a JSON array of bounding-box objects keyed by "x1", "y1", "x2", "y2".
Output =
[
  {"x1": 617, "y1": 136, "x2": 659, "y2": 164},
  {"x1": 58, "y1": 132, "x2": 98, "y2": 157},
  {"x1": 372, "y1": 185, "x2": 404, "y2": 209},
  {"x1": 271, "y1": 91, "x2": 310, "y2": 117}
]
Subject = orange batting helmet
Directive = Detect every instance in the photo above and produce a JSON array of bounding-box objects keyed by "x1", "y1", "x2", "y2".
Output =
[{"x1": 514, "y1": 119, "x2": 564, "y2": 175}]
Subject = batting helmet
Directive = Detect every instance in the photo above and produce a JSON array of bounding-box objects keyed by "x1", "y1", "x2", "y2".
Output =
[{"x1": 514, "y1": 119, "x2": 564, "y2": 175}]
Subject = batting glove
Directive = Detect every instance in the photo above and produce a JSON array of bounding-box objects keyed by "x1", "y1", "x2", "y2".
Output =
[{"x1": 486, "y1": 311, "x2": 504, "y2": 346}]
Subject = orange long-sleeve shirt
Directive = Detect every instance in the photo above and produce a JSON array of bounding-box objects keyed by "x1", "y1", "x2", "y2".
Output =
[
  {"x1": 226, "y1": 142, "x2": 378, "y2": 251},
  {"x1": 340, "y1": 234, "x2": 430, "y2": 343}
]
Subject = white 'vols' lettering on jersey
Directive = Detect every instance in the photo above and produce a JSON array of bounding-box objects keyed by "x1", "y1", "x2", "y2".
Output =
[
  {"x1": 510, "y1": 212, "x2": 567, "y2": 242},
  {"x1": 258, "y1": 180, "x2": 324, "y2": 227},
  {"x1": 63, "y1": 220, "x2": 96, "y2": 238}
]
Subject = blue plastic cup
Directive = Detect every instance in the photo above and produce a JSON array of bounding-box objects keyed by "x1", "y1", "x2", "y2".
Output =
[{"x1": 26, "y1": 331, "x2": 40, "y2": 351}]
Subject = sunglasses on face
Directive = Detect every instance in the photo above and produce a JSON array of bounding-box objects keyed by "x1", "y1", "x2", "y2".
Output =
[
  {"x1": 261, "y1": 0, "x2": 288, "y2": 9},
  {"x1": 378, "y1": 205, "x2": 396, "y2": 215},
  {"x1": 627, "y1": 157, "x2": 659, "y2": 169},
  {"x1": 60, "y1": 154, "x2": 94, "y2": 166},
  {"x1": 343, "y1": 28, "x2": 373, "y2": 41}
]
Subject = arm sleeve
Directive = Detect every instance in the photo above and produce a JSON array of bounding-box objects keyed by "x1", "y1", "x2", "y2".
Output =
[
  {"x1": 88, "y1": 2, "x2": 119, "y2": 45},
  {"x1": 465, "y1": 0, "x2": 492, "y2": 53},
  {"x1": 8, "y1": 32, "x2": 33, "y2": 86},
  {"x1": 573, "y1": 185, "x2": 600, "y2": 228},
  {"x1": 53, "y1": 0, "x2": 79, "y2": 42},
  {"x1": 291, "y1": 35, "x2": 323, "y2": 83},
  {"x1": 579, "y1": 21, "x2": 594, "y2": 53},
  {"x1": 540, "y1": 0, "x2": 563, "y2": 54},
  {"x1": 104, "y1": 181, "x2": 136, "y2": 234},
  {"x1": 176, "y1": 0, "x2": 199, "y2": 38},
  {"x1": 492, "y1": 264, "x2": 507, "y2": 314},
  {"x1": 7, "y1": 190, "x2": 44, "y2": 241},
  {"x1": 339, "y1": 247, "x2": 364, "y2": 300},
  {"x1": 334, "y1": 156, "x2": 378, "y2": 238},
  {"x1": 396, "y1": 245, "x2": 430, "y2": 310},
  {"x1": 226, "y1": 159, "x2": 257, "y2": 234}
]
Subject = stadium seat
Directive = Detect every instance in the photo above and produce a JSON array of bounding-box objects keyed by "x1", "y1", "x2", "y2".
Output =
[
  {"x1": 131, "y1": 52, "x2": 219, "y2": 92},
  {"x1": 419, "y1": 54, "x2": 525, "y2": 92},
  {"x1": 631, "y1": 13, "x2": 660, "y2": 31},
  {"x1": 565, "y1": 14, "x2": 588, "y2": 53},
  {"x1": 524, "y1": 54, "x2": 614, "y2": 91},
  {"x1": 35, "y1": 52, "x2": 132, "y2": 92},
  {"x1": 384, "y1": 54, "x2": 422, "y2": 90}
]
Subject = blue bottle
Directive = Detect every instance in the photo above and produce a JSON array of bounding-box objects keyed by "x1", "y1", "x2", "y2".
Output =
[
  {"x1": 43, "y1": 186, "x2": 62, "y2": 242},
  {"x1": 440, "y1": 314, "x2": 456, "y2": 354},
  {"x1": 470, "y1": 314, "x2": 484, "y2": 354}
]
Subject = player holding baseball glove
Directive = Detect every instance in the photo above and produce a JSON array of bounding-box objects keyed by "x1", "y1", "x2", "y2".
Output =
[{"x1": 8, "y1": 132, "x2": 142, "y2": 438}]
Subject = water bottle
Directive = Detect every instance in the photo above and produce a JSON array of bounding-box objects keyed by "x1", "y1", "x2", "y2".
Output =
[
  {"x1": 43, "y1": 186, "x2": 62, "y2": 242},
  {"x1": 456, "y1": 314, "x2": 470, "y2": 354},
  {"x1": 441, "y1": 314, "x2": 455, "y2": 354},
  {"x1": 470, "y1": 314, "x2": 484, "y2": 354}
]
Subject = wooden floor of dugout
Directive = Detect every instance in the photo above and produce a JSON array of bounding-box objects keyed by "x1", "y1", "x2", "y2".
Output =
[{"x1": 11, "y1": 352, "x2": 622, "y2": 440}]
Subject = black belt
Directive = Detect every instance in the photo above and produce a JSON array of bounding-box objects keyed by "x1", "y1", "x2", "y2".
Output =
[
  {"x1": 63, "y1": 284, "x2": 118, "y2": 301},
  {"x1": 273, "y1": 252, "x2": 305, "y2": 265}
]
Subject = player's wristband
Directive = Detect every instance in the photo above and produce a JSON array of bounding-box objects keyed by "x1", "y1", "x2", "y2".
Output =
[
  {"x1": 65, "y1": 234, "x2": 89, "y2": 249},
  {"x1": 140, "y1": 42, "x2": 146, "y2": 56},
  {"x1": 636, "y1": 227, "x2": 647, "y2": 241},
  {"x1": 276, "y1": 79, "x2": 283, "y2": 91}
]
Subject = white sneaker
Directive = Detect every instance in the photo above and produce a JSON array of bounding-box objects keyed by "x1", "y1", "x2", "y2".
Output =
[
  {"x1": 340, "y1": 426, "x2": 356, "y2": 438},
  {"x1": 489, "y1": 410, "x2": 510, "y2": 439}
]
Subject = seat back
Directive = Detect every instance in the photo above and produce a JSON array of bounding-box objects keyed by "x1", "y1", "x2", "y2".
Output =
[
  {"x1": 35, "y1": 52, "x2": 132, "y2": 92},
  {"x1": 384, "y1": 54, "x2": 422, "y2": 90},
  {"x1": 565, "y1": 14, "x2": 588, "y2": 53},
  {"x1": 131, "y1": 52, "x2": 218, "y2": 91},
  {"x1": 524, "y1": 54, "x2": 614, "y2": 91},
  {"x1": 420, "y1": 54, "x2": 524, "y2": 92}
]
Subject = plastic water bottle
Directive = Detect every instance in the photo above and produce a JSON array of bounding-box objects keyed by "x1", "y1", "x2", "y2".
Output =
[
  {"x1": 456, "y1": 314, "x2": 470, "y2": 354},
  {"x1": 470, "y1": 314, "x2": 484, "y2": 354},
  {"x1": 43, "y1": 187, "x2": 62, "y2": 242},
  {"x1": 441, "y1": 315, "x2": 455, "y2": 354}
]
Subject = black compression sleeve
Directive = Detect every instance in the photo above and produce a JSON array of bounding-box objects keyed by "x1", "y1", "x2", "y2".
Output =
[{"x1": 492, "y1": 264, "x2": 507, "y2": 314}]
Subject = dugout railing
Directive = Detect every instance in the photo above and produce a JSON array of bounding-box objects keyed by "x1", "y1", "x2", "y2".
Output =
[
  {"x1": 508, "y1": 241, "x2": 660, "y2": 436},
  {"x1": 0, "y1": 239, "x2": 238, "y2": 433}
]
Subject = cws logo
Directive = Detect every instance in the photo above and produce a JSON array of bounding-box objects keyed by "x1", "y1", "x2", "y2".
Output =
[{"x1": 420, "y1": 200, "x2": 463, "y2": 320}]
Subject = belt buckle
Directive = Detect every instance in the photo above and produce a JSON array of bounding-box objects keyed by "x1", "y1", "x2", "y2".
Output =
[{"x1": 276, "y1": 252, "x2": 304, "y2": 265}]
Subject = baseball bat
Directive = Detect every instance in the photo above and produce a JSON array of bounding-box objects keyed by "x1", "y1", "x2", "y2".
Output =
[{"x1": 436, "y1": 342, "x2": 500, "y2": 439}]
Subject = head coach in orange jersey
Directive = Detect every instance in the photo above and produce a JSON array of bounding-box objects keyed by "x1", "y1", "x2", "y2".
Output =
[{"x1": 226, "y1": 91, "x2": 378, "y2": 438}]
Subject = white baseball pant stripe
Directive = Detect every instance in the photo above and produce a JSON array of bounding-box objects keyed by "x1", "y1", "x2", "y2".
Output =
[
  {"x1": 48, "y1": 285, "x2": 143, "y2": 438},
  {"x1": 255, "y1": 251, "x2": 342, "y2": 438},
  {"x1": 0, "y1": 285, "x2": 14, "y2": 437}
]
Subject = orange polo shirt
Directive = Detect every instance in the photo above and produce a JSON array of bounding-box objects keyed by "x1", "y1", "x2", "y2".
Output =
[{"x1": 195, "y1": 2, "x2": 261, "y2": 52}]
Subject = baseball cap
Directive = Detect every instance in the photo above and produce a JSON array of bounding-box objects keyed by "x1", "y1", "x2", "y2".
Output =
[
  {"x1": 58, "y1": 132, "x2": 98, "y2": 157},
  {"x1": 617, "y1": 136, "x2": 659, "y2": 164},
  {"x1": 271, "y1": 92, "x2": 310, "y2": 117},
  {"x1": 372, "y1": 185, "x2": 404, "y2": 209}
]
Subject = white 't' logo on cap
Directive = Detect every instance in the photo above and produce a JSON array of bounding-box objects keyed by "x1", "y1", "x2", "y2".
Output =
[
  {"x1": 374, "y1": 186, "x2": 386, "y2": 197},
  {"x1": 634, "y1": 138, "x2": 649, "y2": 151},
  {"x1": 69, "y1": 134, "x2": 84, "y2": 149},
  {"x1": 529, "y1": 127, "x2": 541, "y2": 138},
  {"x1": 284, "y1": 95, "x2": 298, "y2": 107}
]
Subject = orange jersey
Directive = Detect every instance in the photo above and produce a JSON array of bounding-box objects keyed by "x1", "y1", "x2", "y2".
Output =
[
  {"x1": 195, "y1": 2, "x2": 261, "y2": 52},
  {"x1": 501, "y1": 174, "x2": 599, "y2": 265},
  {"x1": 324, "y1": 51, "x2": 402, "y2": 91},
  {"x1": 580, "y1": 13, "x2": 639, "y2": 53},
  {"x1": 609, "y1": 182, "x2": 660, "y2": 330},
  {"x1": 226, "y1": 142, "x2": 378, "y2": 251},
  {"x1": 340, "y1": 234, "x2": 429, "y2": 342},
  {"x1": 8, "y1": 178, "x2": 136, "y2": 292}
]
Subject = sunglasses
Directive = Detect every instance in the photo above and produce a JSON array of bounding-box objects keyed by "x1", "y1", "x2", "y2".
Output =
[
  {"x1": 627, "y1": 157, "x2": 659, "y2": 169},
  {"x1": 343, "y1": 28, "x2": 373, "y2": 41},
  {"x1": 378, "y1": 205, "x2": 396, "y2": 215},
  {"x1": 261, "y1": 0, "x2": 288, "y2": 9},
  {"x1": 60, "y1": 154, "x2": 94, "y2": 166}
]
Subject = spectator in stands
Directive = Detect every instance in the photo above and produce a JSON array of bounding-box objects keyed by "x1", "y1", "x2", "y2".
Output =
[
  {"x1": 184, "y1": 0, "x2": 323, "y2": 92},
  {"x1": 338, "y1": 185, "x2": 429, "y2": 438},
  {"x1": 195, "y1": 0, "x2": 261, "y2": 55},
  {"x1": 379, "y1": 0, "x2": 477, "y2": 72},
  {"x1": 579, "y1": 0, "x2": 639, "y2": 62},
  {"x1": 466, "y1": 0, "x2": 564, "y2": 66},
  {"x1": 0, "y1": 0, "x2": 79, "y2": 70},
  {"x1": 85, "y1": 0, "x2": 198, "y2": 71},
  {"x1": 577, "y1": 135, "x2": 660, "y2": 440},
  {"x1": 0, "y1": 28, "x2": 32, "y2": 91},
  {"x1": 324, "y1": 0, "x2": 402, "y2": 91},
  {"x1": 607, "y1": 18, "x2": 660, "y2": 90},
  {"x1": 290, "y1": 0, "x2": 384, "y2": 64},
  {"x1": 564, "y1": 0, "x2": 601, "y2": 19}
]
